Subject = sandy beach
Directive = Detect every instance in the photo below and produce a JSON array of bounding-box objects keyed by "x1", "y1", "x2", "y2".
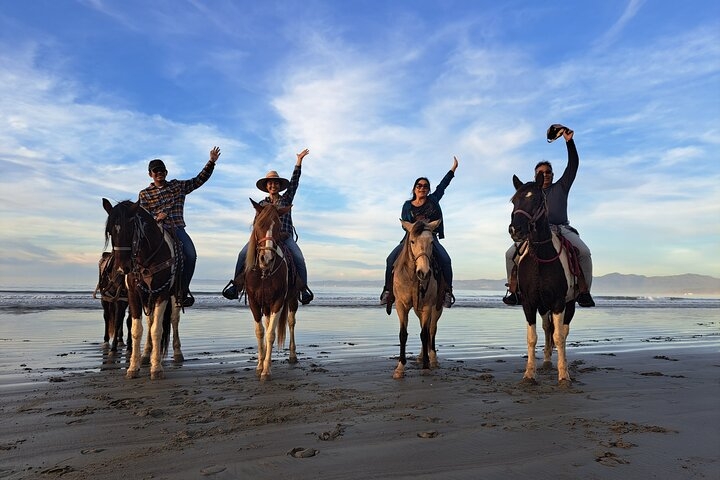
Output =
[{"x1": 2, "y1": 329, "x2": 718, "y2": 479}]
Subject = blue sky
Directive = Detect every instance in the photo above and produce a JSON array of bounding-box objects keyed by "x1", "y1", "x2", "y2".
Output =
[{"x1": 0, "y1": 0, "x2": 718, "y2": 288}]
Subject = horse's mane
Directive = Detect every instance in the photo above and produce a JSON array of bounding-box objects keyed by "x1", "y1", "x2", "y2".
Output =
[{"x1": 244, "y1": 203, "x2": 281, "y2": 273}]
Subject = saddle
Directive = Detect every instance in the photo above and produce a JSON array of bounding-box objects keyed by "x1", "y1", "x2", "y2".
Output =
[{"x1": 509, "y1": 230, "x2": 587, "y2": 297}]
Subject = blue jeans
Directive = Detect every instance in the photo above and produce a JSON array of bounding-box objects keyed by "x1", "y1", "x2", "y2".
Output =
[
  {"x1": 384, "y1": 236, "x2": 452, "y2": 290},
  {"x1": 234, "y1": 237, "x2": 308, "y2": 285},
  {"x1": 174, "y1": 227, "x2": 196, "y2": 289}
]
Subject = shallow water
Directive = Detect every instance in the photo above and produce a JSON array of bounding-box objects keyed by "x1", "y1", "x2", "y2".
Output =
[{"x1": 1, "y1": 298, "x2": 717, "y2": 387}]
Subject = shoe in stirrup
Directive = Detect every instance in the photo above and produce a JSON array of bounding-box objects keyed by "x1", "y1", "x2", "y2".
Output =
[
  {"x1": 380, "y1": 289, "x2": 390, "y2": 305},
  {"x1": 299, "y1": 286, "x2": 314, "y2": 305},
  {"x1": 443, "y1": 290, "x2": 455, "y2": 308},
  {"x1": 502, "y1": 291, "x2": 519, "y2": 306},
  {"x1": 577, "y1": 291, "x2": 595, "y2": 307},
  {"x1": 222, "y1": 280, "x2": 238, "y2": 300},
  {"x1": 182, "y1": 292, "x2": 195, "y2": 307}
]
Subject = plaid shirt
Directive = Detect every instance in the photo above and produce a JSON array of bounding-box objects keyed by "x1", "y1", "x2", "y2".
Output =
[
  {"x1": 138, "y1": 161, "x2": 215, "y2": 228},
  {"x1": 258, "y1": 164, "x2": 301, "y2": 237}
]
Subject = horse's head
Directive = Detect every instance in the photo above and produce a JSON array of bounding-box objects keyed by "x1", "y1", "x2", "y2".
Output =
[
  {"x1": 249, "y1": 199, "x2": 292, "y2": 271},
  {"x1": 509, "y1": 173, "x2": 547, "y2": 242},
  {"x1": 103, "y1": 198, "x2": 140, "y2": 275},
  {"x1": 400, "y1": 219, "x2": 441, "y2": 281}
]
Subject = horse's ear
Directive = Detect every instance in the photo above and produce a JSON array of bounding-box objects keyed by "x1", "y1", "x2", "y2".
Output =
[
  {"x1": 250, "y1": 198, "x2": 263, "y2": 213},
  {"x1": 512, "y1": 175, "x2": 523, "y2": 191},
  {"x1": 400, "y1": 219, "x2": 412, "y2": 232},
  {"x1": 427, "y1": 219, "x2": 442, "y2": 232},
  {"x1": 278, "y1": 205, "x2": 292, "y2": 216},
  {"x1": 103, "y1": 198, "x2": 113, "y2": 215},
  {"x1": 534, "y1": 171, "x2": 544, "y2": 187}
]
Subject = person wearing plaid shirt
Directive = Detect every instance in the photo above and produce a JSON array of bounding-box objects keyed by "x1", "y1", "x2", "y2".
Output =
[
  {"x1": 139, "y1": 146, "x2": 221, "y2": 307},
  {"x1": 222, "y1": 148, "x2": 313, "y2": 305}
]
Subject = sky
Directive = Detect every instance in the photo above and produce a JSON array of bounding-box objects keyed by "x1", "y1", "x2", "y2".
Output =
[{"x1": 0, "y1": 0, "x2": 719, "y2": 289}]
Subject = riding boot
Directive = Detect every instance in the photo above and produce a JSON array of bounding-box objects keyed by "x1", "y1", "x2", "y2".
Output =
[
  {"x1": 182, "y1": 284, "x2": 195, "y2": 307},
  {"x1": 222, "y1": 280, "x2": 238, "y2": 300},
  {"x1": 576, "y1": 270, "x2": 595, "y2": 307},
  {"x1": 443, "y1": 288, "x2": 455, "y2": 308},
  {"x1": 502, "y1": 265, "x2": 520, "y2": 306},
  {"x1": 299, "y1": 284, "x2": 314, "y2": 305}
]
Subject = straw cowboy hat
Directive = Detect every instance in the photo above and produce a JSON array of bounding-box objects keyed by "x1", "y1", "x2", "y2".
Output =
[{"x1": 256, "y1": 170, "x2": 290, "y2": 192}]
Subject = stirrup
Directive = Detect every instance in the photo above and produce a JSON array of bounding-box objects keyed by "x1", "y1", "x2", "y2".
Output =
[
  {"x1": 299, "y1": 286, "x2": 314, "y2": 305},
  {"x1": 222, "y1": 280, "x2": 238, "y2": 300}
]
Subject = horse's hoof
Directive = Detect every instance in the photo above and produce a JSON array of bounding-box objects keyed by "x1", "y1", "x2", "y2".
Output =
[
  {"x1": 125, "y1": 369, "x2": 139, "y2": 379},
  {"x1": 173, "y1": 353, "x2": 185, "y2": 363},
  {"x1": 288, "y1": 355, "x2": 298, "y2": 364},
  {"x1": 541, "y1": 361, "x2": 553, "y2": 371},
  {"x1": 150, "y1": 370, "x2": 165, "y2": 380},
  {"x1": 520, "y1": 377, "x2": 538, "y2": 385},
  {"x1": 260, "y1": 373, "x2": 271, "y2": 382},
  {"x1": 558, "y1": 378, "x2": 572, "y2": 389},
  {"x1": 393, "y1": 369, "x2": 405, "y2": 379},
  {"x1": 430, "y1": 361, "x2": 439, "y2": 369}
]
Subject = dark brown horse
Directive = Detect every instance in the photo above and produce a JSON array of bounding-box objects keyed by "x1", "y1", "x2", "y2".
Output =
[
  {"x1": 509, "y1": 173, "x2": 577, "y2": 386},
  {"x1": 243, "y1": 199, "x2": 299, "y2": 381},
  {"x1": 103, "y1": 198, "x2": 183, "y2": 380},
  {"x1": 93, "y1": 252, "x2": 130, "y2": 353},
  {"x1": 391, "y1": 219, "x2": 443, "y2": 379}
]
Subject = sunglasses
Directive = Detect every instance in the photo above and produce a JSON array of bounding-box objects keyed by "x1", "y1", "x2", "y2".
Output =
[
  {"x1": 415, "y1": 183, "x2": 430, "y2": 189},
  {"x1": 151, "y1": 167, "x2": 167, "y2": 175},
  {"x1": 537, "y1": 170, "x2": 553, "y2": 176}
]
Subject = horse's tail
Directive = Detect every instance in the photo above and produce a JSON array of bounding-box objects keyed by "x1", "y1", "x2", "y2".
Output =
[
  {"x1": 160, "y1": 302, "x2": 172, "y2": 358},
  {"x1": 277, "y1": 301, "x2": 288, "y2": 349}
]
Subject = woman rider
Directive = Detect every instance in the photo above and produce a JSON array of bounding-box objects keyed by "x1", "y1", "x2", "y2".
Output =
[
  {"x1": 222, "y1": 148, "x2": 313, "y2": 305},
  {"x1": 381, "y1": 156, "x2": 459, "y2": 309}
]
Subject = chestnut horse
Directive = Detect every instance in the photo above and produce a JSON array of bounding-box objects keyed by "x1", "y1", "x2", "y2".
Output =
[
  {"x1": 391, "y1": 219, "x2": 444, "y2": 379},
  {"x1": 103, "y1": 198, "x2": 183, "y2": 380},
  {"x1": 509, "y1": 173, "x2": 577, "y2": 386},
  {"x1": 244, "y1": 199, "x2": 299, "y2": 381}
]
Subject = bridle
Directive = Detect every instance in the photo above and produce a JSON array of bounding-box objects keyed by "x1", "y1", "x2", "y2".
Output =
[{"x1": 511, "y1": 191, "x2": 562, "y2": 263}]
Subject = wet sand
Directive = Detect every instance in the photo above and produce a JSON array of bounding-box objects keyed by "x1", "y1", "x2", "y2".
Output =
[{"x1": 1, "y1": 341, "x2": 718, "y2": 479}]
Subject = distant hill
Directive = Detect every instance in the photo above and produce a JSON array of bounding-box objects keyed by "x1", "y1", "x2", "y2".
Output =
[{"x1": 313, "y1": 273, "x2": 720, "y2": 296}]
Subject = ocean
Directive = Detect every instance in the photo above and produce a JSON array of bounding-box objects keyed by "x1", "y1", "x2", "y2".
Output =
[{"x1": 1, "y1": 283, "x2": 718, "y2": 386}]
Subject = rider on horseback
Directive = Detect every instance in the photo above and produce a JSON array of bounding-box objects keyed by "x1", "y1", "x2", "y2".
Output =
[
  {"x1": 222, "y1": 148, "x2": 314, "y2": 305},
  {"x1": 138, "y1": 146, "x2": 221, "y2": 307},
  {"x1": 503, "y1": 125, "x2": 595, "y2": 308},
  {"x1": 380, "y1": 156, "x2": 459, "y2": 309}
]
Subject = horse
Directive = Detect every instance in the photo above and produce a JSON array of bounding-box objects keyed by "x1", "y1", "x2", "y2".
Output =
[
  {"x1": 243, "y1": 199, "x2": 299, "y2": 381},
  {"x1": 93, "y1": 252, "x2": 131, "y2": 353},
  {"x1": 391, "y1": 219, "x2": 444, "y2": 379},
  {"x1": 102, "y1": 198, "x2": 183, "y2": 380},
  {"x1": 509, "y1": 173, "x2": 578, "y2": 387}
]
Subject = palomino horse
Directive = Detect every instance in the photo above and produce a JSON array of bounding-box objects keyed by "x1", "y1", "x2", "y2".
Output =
[
  {"x1": 93, "y1": 252, "x2": 130, "y2": 353},
  {"x1": 103, "y1": 198, "x2": 183, "y2": 380},
  {"x1": 509, "y1": 173, "x2": 578, "y2": 387},
  {"x1": 244, "y1": 199, "x2": 299, "y2": 381},
  {"x1": 392, "y1": 219, "x2": 444, "y2": 379}
]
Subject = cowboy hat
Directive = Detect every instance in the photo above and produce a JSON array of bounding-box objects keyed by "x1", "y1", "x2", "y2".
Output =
[{"x1": 256, "y1": 170, "x2": 290, "y2": 192}]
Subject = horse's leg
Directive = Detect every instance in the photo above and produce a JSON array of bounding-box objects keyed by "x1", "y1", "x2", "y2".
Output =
[
  {"x1": 542, "y1": 313, "x2": 554, "y2": 370},
  {"x1": 102, "y1": 301, "x2": 111, "y2": 346},
  {"x1": 287, "y1": 308, "x2": 298, "y2": 364},
  {"x1": 523, "y1": 322, "x2": 538, "y2": 384},
  {"x1": 260, "y1": 310, "x2": 282, "y2": 381},
  {"x1": 254, "y1": 318, "x2": 265, "y2": 376},
  {"x1": 126, "y1": 314, "x2": 143, "y2": 379},
  {"x1": 393, "y1": 305, "x2": 410, "y2": 379},
  {"x1": 142, "y1": 313, "x2": 153, "y2": 366},
  {"x1": 419, "y1": 310, "x2": 431, "y2": 372},
  {"x1": 552, "y1": 311, "x2": 571, "y2": 386},
  {"x1": 428, "y1": 309, "x2": 440, "y2": 369},
  {"x1": 149, "y1": 300, "x2": 167, "y2": 380},
  {"x1": 171, "y1": 301, "x2": 183, "y2": 362}
]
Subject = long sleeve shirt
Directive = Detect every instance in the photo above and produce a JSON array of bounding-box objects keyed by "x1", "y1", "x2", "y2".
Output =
[
  {"x1": 259, "y1": 164, "x2": 301, "y2": 237},
  {"x1": 138, "y1": 160, "x2": 215, "y2": 228},
  {"x1": 544, "y1": 139, "x2": 578, "y2": 226},
  {"x1": 400, "y1": 170, "x2": 455, "y2": 239}
]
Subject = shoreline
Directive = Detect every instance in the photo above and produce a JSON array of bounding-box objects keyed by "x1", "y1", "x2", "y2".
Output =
[{"x1": 1, "y1": 346, "x2": 718, "y2": 479}]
